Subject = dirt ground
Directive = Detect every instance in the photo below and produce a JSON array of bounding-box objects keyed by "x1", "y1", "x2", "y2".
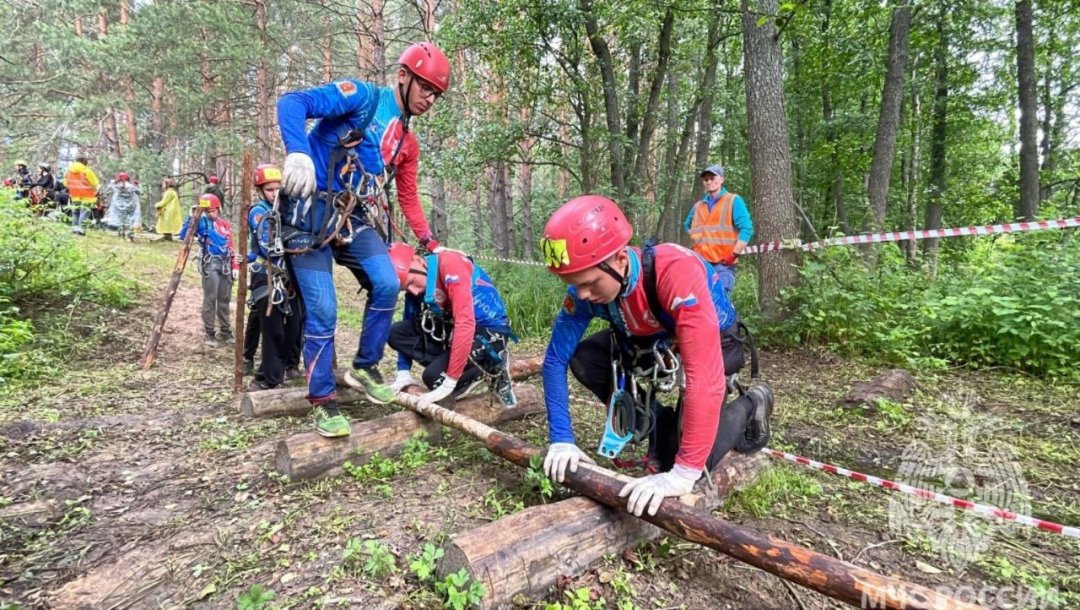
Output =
[{"x1": 0, "y1": 233, "x2": 1077, "y2": 609}]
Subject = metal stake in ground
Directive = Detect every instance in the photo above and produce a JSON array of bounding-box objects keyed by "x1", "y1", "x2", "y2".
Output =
[
  {"x1": 390, "y1": 391, "x2": 987, "y2": 610},
  {"x1": 139, "y1": 207, "x2": 205, "y2": 369},
  {"x1": 233, "y1": 152, "x2": 253, "y2": 392}
]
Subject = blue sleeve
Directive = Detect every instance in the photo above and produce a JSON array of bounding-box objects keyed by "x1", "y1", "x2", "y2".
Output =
[
  {"x1": 732, "y1": 195, "x2": 754, "y2": 243},
  {"x1": 354, "y1": 138, "x2": 385, "y2": 176},
  {"x1": 178, "y1": 216, "x2": 193, "y2": 241},
  {"x1": 249, "y1": 207, "x2": 270, "y2": 258},
  {"x1": 541, "y1": 290, "x2": 594, "y2": 445},
  {"x1": 276, "y1": 79, "x2": 380, "y2": 156},
  {"x1": 396, "y1": 296, "x2": 420, "y2": 371},
  {"x1": 683, "y1": 204, "x2": 696, "y2": 233}
]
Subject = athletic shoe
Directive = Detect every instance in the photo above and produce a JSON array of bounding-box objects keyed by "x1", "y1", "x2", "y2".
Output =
[
  {"x1": 344, "y1": 366, "x2": 396, "y2": 405},
  {"x1": 243, "y1": 359, "x2": 255, "y2": 376},
  {"x1": 313, "y1": 403, "x2": 351, "y2": 438}
]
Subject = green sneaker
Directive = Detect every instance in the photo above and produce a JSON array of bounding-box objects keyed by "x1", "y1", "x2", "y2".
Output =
[
  {"x1": 344, "y1": 366, "x2": 397, "y2": 405},
  {"x1": 313, "y1": 404, "x2": 351, "y2": 438}
]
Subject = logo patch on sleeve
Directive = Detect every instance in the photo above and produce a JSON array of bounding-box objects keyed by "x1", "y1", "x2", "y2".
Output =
[
  {"x1": 443, "y1": 274, "x2": 460, "y2": 285},
  {"x1": 669, "y1": 293, "x2": 698, "y2": 310},
  {"x1": 335, "y1": 81, "x2": 357, "y2": 97},
  {"x1": 562, "y1": 295, "x2": 576, "y2": 315}
]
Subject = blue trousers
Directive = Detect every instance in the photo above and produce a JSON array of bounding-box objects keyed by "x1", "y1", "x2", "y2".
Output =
[
  {"x1": 712, "y1": 262, "x2": 736, "y2": 295},
  {"x1": 289, "y1": 226, "x2": 399, "y2": 403}
]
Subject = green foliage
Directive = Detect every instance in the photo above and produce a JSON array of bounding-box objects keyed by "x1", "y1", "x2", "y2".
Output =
[
  {"x1": 235, "y1": 584, "x2": 276, "y2": 610},
  {"x1": 546, "y1": 587, "x2": 606, "y2": 610},
  {"x1": 525, "y1": 454, "x2": 555, "y2": 502},
  {"x1": 771, "y1": 235, "x2": 1080, "y2": 379},
  {"x1": 726, "y1": 464, "x2": 824, "y2": 518},
  {"x1": 342, "y1": 538, "x2": 398, "y2": 580},
  {"x1": 0, "y1": 194, "x2": 137, "y2": 385},
  {"x1": 483, "y1": 262, "x2": 562, "y2": 339},
  {"x1": 435, "y1": 568, "x2": 486, "y2": 610},
  {"x1": 408, "y1": 543, "x2": 445, "y2": 583}
]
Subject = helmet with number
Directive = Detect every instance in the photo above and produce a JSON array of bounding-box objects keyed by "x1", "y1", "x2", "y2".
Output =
[
  {"x1": 540, "y1": 195, "x2": 633, "y2": 275},
  {"x1": 387, "y1": 242, "x2": 416, "y2": 286},
  {"x1": 116, "y1": 172, "x2": 130, "y2": 182},
  {"x1": 399, "y1": 42, "x2": 451, "y2": 93},
  {"x1": 253, "y1": 164, "x2": 282, "y2": 187},
  {"x1": 208, "y1": 175, "x2": 220, "y2": 184},
  {"x1": 198, "y1": 193, "x2": 221, "y2": 210}
]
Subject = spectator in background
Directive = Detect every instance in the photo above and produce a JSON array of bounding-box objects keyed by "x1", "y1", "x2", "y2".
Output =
[
  {"x1": 155, "y1": 177, "x2": 182, "y2": 240},
  {"x1": 203, "y1": 175, "x2": 226, "y2": 213},
  {"x1": 66, "y1": 156, "x2": 100, "y2": 236},
  {"x1": 683, "y1": 165, "x2": 753, "y2": 295},
  {"x1": 102, "y1": 172, "x2": 142, "y2": 241}
]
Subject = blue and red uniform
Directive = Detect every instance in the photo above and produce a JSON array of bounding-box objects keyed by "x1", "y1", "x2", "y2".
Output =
[
  {"x1": 389, "y1": 251, "x2": 513, "y2": 390},
  {"x1": 542, "y1": 243, "x2": 741, "y2": 473},
  {"x1": 180, "y1": 214, "x2": 239, "y2": 269},
  {"x1": 276, "y1": 79, "x2": 438, "y2": 404}
]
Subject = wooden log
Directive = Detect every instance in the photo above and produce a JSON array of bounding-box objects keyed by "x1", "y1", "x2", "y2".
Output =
[
  {"x1": 139, "y1": 207, "x2": 204, "y2": 369},
  {"x1": 275, "y1": 383, "x2": 543, "y2": 480},
  {"x1": 389, "y1": 391, "x2": 986, "y2": 610},
  {"x1": 439, "y1": 452, "x2": 767, "y2": 608},
  {"x1": 242, "y1": 356, "x2": 543, "y2": 418},
  {"x1": 233, "y1": 152, "x2": 253, "y2": 393}
]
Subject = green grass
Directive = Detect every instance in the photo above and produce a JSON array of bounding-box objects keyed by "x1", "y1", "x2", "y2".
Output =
[{"x1": 724, "y1": 463, "x2": 824, "y2": 518}]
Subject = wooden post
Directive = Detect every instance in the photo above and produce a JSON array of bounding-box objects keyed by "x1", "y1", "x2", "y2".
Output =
[
  {"x1": 388, "y1": 391, "x2": 986, "y2": 610},
  {"x1": 233, "y1": 152, "x2": 253, "y2": 393},
  {"x1": 439, "y1": 453, "x2": 768, "y2": 609},
  {"x1": 275, "y1": 384, "x2": 543, "y2": 480},
  {"x1": 241, "y1": 357, "x2": 543, "y2": 418},
  {"x1": 139, "y1": 207, "x2": 204, "y2": 369}
]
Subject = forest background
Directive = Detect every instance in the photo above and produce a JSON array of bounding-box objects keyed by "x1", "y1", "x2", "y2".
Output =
[{"x1": 2, "y1": 0, "x2": 1079, "y2": 379}]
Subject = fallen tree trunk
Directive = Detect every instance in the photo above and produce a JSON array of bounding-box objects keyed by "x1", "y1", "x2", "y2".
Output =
[
  {"x1": 439, "y1": 452, "x2": 767, "y2": 608},
  {"x1": 275, "y1": 384, "x2": 543, "y2": 480},
  {"x1": 242, "y1": 357, "x2": 543, "y2": 418},
  {"x1": 390, "y1": 391, "x2": 985, "y2": 610}
]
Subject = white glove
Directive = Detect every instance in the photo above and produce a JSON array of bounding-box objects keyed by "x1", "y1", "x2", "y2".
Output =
[
  {"x1": 282, "y1": 152, "x2": 316, "y2": 199},
  {"x1": 618, "y1": 463, "x2": 701, "y2": 517},
  {"x1": 417, "y1": 376, "x2": 457, "y2": 407},
  {"x1": 390, "y1": 370, "x2": 418, "y2": 392},
  {"x1": 543, "y1": 442, "x2": 595, "y2": 483},
  {"x1": 231, "y1": 269, "x2": 239, "y2": 281}
]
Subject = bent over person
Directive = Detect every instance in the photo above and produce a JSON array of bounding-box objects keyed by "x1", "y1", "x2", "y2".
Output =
[
  {"x1": 540, "y1": 195, "x2": 773, "y2": 517},
  {"x1": 385, "y1": 243, "x2": 517, "y2": 409},
  {"x1": 274, "y1": 42, "x2": 452, "y2": 437}
]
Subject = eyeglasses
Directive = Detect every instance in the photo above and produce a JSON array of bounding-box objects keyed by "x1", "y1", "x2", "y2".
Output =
[{"x1": 415, "y1": 78, "x2": 442, "y2": 100}]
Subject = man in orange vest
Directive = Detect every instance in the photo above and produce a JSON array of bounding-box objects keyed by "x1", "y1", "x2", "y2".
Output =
[
  {"x1": 683, "y1": 165, "x2": 753, "y2": 294},
  {"x1": 66, "y1": 156, "x2": 101, "y2": 235}
]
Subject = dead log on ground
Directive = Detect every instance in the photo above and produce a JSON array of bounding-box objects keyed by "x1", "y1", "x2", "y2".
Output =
[
  {"x1": 439, "y1": 452, "x2": 767, "y2": 608},
  {"x1": 275, "y1": 384, "x2": 542, "y2": 480},
  {"x1": 242, "y1": 356, "x2": 542, "y2": 418}
]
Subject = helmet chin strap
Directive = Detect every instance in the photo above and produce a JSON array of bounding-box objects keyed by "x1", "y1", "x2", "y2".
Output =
[
  {"x1": 596, "y1": 253, "x2": 630, "y2": 294},
  {"x1": 397, "y1": 72, "x2": 415, "y2": 133}
]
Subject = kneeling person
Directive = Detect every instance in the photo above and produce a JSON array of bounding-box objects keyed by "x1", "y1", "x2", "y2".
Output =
[
  {"x1": 539, "y1": 195, "x2": 773, "y2": 517},
  {"x1": 386, "y1": 243, "x2": 517, "y2": 408}
]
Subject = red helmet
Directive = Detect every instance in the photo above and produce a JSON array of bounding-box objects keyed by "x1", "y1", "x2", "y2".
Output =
[
  {"x1": 399, "y1": 42, "x2": 451, "y2": 93},
  {"x1": 198, "y1": 193, "x2": 221, "y2": 210},
  {"x1": 208, "y1": 175, "x2": 220, "y2": 184},
  {"x1": 541, "y1": 195, "x2": 633, "y2": 275},
  {"x1": 2, "y1": 178, "x2": 14, "y2": 187},
  {"x1": 253, "y1": 164, "x2": 282, "y2": 187},
  {"x1": 116, "y1": 172, "x2": 129, "y2": 182},
  {"x1": 387, "y1": 242, "x2": 416, "y2": 286}
]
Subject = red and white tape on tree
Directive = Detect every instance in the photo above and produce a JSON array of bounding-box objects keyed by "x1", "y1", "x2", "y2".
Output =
[
  {"x1": 744, "y1": 216, "x2": 1080, "y2": 255},
  {"x1": 762, "y1": 447, "x2": 1080, "y2": 539}
]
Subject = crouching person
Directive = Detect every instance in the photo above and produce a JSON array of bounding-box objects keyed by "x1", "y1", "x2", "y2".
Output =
[
  {"x1": 386, "y1": 243, "x2": 517, "y2": 408},
  {"x1": 538, "y1": 195, "x2": 774, "y2": 517}
]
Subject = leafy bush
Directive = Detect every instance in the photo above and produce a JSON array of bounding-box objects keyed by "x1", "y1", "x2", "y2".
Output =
[
  {"x1": 0, "y1": 193, "x2": 138, "y2": 385},
  {"x1": 481, "y1": 260, "x2": 562, "y2": 339},
  {"x1": 771, "y1": 233, "x2": 1080, "y2": 378}
]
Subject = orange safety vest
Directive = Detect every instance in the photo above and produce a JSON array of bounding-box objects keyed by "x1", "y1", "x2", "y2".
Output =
[
  {"x1": 65, "y1": 166, "x2": 97, "y2": 202},
  {"x1": 688, "y1": 192, "x2": 739, "y2": 262}
]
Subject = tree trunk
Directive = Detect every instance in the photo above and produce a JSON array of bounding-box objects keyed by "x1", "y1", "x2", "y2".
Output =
[
  {"x1": 440, "y1": 452, "x2": 768, "y2": 609},
  {"x1": 517, "y1": 118, "x2": 537, "y2": 254},
  {"x1": 140, "y1": 209, "x2": 204, "y2": 369},
  {"x1": 904, "y1": 63, "x2": 922, "y2": 266},
  {"x1": 821, "y1": 0, "x2": 849, "y2": 234},
  {"x1": 865, "y1": 0, "x2": 912, "y2": 233},
  {"x1": 275, "y1": 384, "x2": 543, "y2": 480},
  {"x1": 431, "y1": 177, "x2": 449, "y2": 242},
  {"x1": 742, "y1": 0, "x2": 801, "y2": 318},
  {"x1": 923, "y1": 7, "x2": 949, "y2": 277},
  {"x1": 579, "y1": 0, "x2": 626, "y2": 200},
  {"x1": 1015, "y1": 0, "x2": 1040, "y2": 221},
  {"x1": 629, "y1": 7, "x2": 676, "y2": 197}
]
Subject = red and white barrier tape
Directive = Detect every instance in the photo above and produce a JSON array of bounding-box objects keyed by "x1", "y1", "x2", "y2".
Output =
[
  {"x1": 744, "y1": 216, "x2": 1080, "y2": 255},
  {"x1": 763, "y1": 447, "x2": 1080, "y2": 539},
  {"x1": 470, "y1": 253, "x2": 546, "y2": 267}
]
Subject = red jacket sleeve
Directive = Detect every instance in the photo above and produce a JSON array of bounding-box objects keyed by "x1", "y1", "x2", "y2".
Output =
[
  {"x1": 656, "y1": 251, "x2": 725, "y2": 472},
  {"x1": 439, "y1": 253, "x2": 476, "y2": 380},
  {"x1": 393, "y1": 132, "x2": 438, "y2": 248}
]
